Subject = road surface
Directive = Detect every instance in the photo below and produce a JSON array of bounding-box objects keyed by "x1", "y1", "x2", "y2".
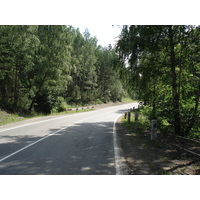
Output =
[{"x1": 0, "y1": 103, "x2": 137, "y2": 175}]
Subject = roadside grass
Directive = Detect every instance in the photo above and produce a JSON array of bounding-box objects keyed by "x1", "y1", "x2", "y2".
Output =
[
  {"x1": 121, "y1": 108, "x2": 200, "y2": 174},
  {"x1": 121, "y1": 97, "x2": 137, "y2": 103},
  {"x1": 121, "y1": 109, "x2": 171, "y2": 174},
  {"x1": 0, "y1": 110, "x2": 25, "y2": 126},
  {"x1": 0, "y1": 108, "x2": 94, "y2": 126},
  {"x1": 0, "y1": 97, "x2": 136, "y2": 126},
  {"x1": 51, "y1": 108, "x2": 94, "y2": 115},
  {"x1": 122, "y1": 109, "x2": 161, "y2": 151},
  {"x1": 1, "y1": 97, "x2": 135, "y2": 126}
]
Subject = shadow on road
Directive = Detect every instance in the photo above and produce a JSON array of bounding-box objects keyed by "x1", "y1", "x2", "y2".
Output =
[
  {"x1": 115, "y1": 109, "x2": 129, "y2": 114},
  {"x1": 0, "y1": 121, "x2": 118, "y2": 175}
]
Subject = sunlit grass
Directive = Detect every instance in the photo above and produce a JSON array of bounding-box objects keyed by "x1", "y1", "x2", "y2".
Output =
[
  {"x1": 0, "y1": 110, "x2": 25, "y2": 126},
  {"x1": 0, "y1": 108, "x2": 95, "y2": 126},
  {"x1": 121, "y1": 97, "x2": 137, "y2": 103}
]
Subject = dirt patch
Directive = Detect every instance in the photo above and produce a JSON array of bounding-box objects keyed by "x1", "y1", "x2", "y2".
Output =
[{"x1": 116, "y1": 116, "x2": 200, "y2": 175}]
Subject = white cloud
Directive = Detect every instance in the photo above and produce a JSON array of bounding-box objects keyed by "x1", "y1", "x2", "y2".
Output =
[{"x1": 74, "y1": 25, "x2": 122, "y2": 47}]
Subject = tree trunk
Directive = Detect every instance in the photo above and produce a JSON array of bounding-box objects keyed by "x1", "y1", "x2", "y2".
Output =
[
  {"x1": 152, "y1": 80, "x2": 156, "y2": 119},
  {"x1": 13, "y1": 64, "x2": 19, "y2": 109},
  {"x1": 168, "y1": 26, "x2": 182, "y2": 136},
  {"x1": 28, "y1": 74, "x2": 47, "y2": 112}
]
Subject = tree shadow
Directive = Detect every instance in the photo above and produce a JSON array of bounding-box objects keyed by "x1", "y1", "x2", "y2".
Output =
[
  {"x1": 117, "y1": 120, "x2": 200, "y2": 175},
  {"x1": 0, "y1": 121, "x2": 117, "y2": 175},
  {"x1": 115, "y1": 109, "x2": 130, "y2": 114}
]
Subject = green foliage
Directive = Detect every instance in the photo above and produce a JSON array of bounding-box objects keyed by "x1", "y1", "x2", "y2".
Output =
[
  {"x1": 117, "y1": 25, "x2": 200, "y2": 137},
  {"x1": 66, "y1": 27, "x2": 125, "y2": 105},
  {"x1": 50, "y1": 96, "x2": 68, "y2": 113},
  {"x1": 0, "y1": 109, "x2": 24, "y2": 126},
  {"x1": 0, "y1": 25, "x2": 126, "y2": 115}
]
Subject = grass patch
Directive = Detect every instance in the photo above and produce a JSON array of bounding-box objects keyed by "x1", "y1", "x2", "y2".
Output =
[
  {"x1": 51, "y1": 108, "x2": 94, "y2": 115},
  {"x1": 121, "y1": 97, "x2": 137, "y2": 103},
  {"x1": 0, "y1": 110, "x2": 25, "y2": 126},
  {"x1": 0, "y1": 108, "x2": 95, "y2": 126}
]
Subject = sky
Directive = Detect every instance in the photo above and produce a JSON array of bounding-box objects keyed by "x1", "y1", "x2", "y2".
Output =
[{"x1": 73, "y1": 25, "x2": 122, "y2": 48}]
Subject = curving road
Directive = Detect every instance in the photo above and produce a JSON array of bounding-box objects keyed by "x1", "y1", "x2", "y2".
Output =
[{"x1": 0, "y1": 103, "x2": 137, "y2": 175}]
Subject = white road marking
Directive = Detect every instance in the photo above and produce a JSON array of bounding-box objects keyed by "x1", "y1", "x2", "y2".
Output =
[
  {"x1": 0, "y1": 104, "x2": 130, "y2": 133},
  {"x1": 113, "y1": 114, "x2": 123, "y2": 175},
  {"x1": 0, "y1": 104, "x2": 135, "y2": 173},
  {"x1": 0, "y1": 111, "x2": 93, "y2": 133},
  {"x1": 0, "y1": 125, "x2": 70, "y2": 163},
  {"x1": 0, "y1": 116, "x2": 93, "y2": 163},
  {"x1": 0, "y1": 109, "x2": 123, "y2": 163}
]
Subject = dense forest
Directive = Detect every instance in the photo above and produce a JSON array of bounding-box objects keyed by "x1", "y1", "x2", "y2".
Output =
[
  {"x1": 0, "y1": 25, "x2": 199, "y2": 139},
  {"x1": 0, "y1": 25, "x2": 125, "y2": 114},
  {"x1": 116, "y1": 25, "x2": 200, "y2": 138}
]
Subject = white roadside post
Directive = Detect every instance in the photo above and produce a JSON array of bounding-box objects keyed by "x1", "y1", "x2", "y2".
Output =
[{"x1": 151, "y1": 119, "x2": 157, "y2": 140}]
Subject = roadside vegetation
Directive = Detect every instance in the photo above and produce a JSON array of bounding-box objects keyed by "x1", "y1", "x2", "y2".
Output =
[
  {"x1": 0, "y1": 25, "x2": 126, "y2": 115},
  {"x1": 121, "y1": 107, "x2": 200, "y2": 175},
  {"x1": 0, "y1": 97, "x2": 134, "y2": 126},
  {"x1": 1, "y1": 25, "x2": 199, "y2": 170},
  {"x1": 116, "y1": 26, "x2": 200, "y2": 174},
  {"x1": 0, "y1": 107, "x2": 94, "y2": 126},
  {"x1": 117, "y1": 25, "x2": 200, "y2": 139},
  {"x1": 0, "y1": 109, "x2": 25, "y2": 126}
]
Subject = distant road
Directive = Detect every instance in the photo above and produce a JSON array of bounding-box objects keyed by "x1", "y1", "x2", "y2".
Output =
[{"x1": 0, "y1": 103, "x2": 137, "y2": 175}]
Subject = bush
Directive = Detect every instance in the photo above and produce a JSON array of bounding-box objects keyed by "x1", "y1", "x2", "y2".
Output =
[
  {"x1": 51, "y1": 96, "x2": 68, "y2": 113},
  {"x1": 140, "y1": 105, "x2": 152, "y2": 119}
]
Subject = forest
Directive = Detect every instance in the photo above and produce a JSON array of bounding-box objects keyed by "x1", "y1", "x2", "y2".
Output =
[
  {"x1": 0, "y1": 25, "x2": 199, "y2": 139},
  {"x1": 0, "y1": 25, "x2": 125, "y2": 114},
  {"x1": 116, "y1": 25, "x2": 200, "y2": 139}
]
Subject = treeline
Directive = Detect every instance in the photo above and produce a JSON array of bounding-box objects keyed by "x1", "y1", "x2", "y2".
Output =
[
  {"x1": 116, "y1": 25, "x2": 200, "y2": 138},
  {"x1": 0, "y1": 25, "x2": 125, "y2": 114}
]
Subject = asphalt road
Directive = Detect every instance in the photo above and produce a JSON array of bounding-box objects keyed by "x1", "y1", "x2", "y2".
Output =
[{"x1": 0, "y1": 103, "x2": 137, "y2": 175}]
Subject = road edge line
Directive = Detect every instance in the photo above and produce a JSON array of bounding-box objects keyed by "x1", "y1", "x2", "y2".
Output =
[
  {"x1": 0, "y1": 110, "x2": 121, "y2": 164},
  {"x1": 113, "y1": 114, "x2": 124, "y2": 175}
]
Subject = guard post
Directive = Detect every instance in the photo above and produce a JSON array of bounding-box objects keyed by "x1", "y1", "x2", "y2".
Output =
[
  {"x1": 151, "y1": 119, "x2": 157, "y2": 140},
  {"x1": 124, "y1": 112, "x2": 127, "y2": 119},
  {"x1": 134, "y1": 112, "x2": 139, "y2": 131},
  {"x1": 135, "y1": 113, "x2": 139, "y2": 121},
  {"x1": 127, "y1": 110, "x2": 131, "y2": 123}
]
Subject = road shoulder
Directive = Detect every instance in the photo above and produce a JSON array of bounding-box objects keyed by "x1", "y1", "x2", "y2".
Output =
[
  {"x1": 116, "y1": 116, "x2": 151, "y2": 174},
  {"x1": 116, "y1": 116, "x2": 200, "y2": 175}
]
